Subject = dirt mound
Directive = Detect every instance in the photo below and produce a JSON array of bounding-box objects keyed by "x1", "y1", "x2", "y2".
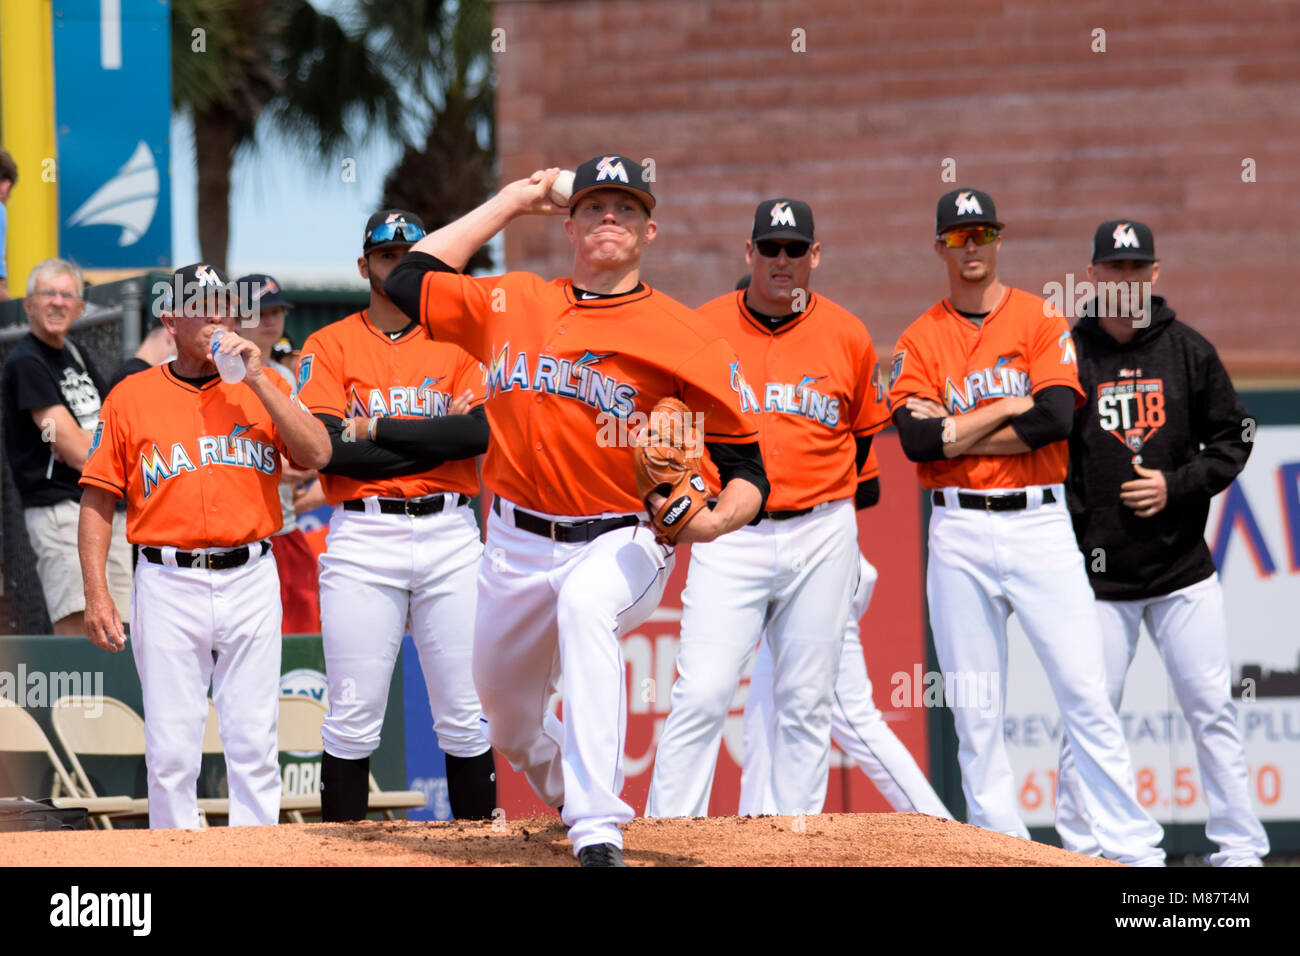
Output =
[{"x1": 1, "y1": 812, "x2": 1116, "y2": 866}]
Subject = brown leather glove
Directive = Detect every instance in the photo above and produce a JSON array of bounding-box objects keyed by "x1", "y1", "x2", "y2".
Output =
[{"x1": 633, "y1": 397, "x2": 709, "y2": 544}]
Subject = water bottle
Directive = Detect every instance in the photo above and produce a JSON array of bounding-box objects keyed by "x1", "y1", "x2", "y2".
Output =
[{"x1": 211, "y1": 329, "x2": 246, "y2": 384}]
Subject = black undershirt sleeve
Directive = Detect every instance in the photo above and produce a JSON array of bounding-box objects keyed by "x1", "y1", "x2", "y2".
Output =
[
  {"x1": 705, "y1": 440, "x2": 770, "y2": 515},
  {"x1": 1009, "y1": 385, "x2": 1076, "y2": 450},
  {"x1": 893, "y1": 408, "x2": 947, "y2": 462},
  {"x1": 316, "y1": 413, "x2": 445, "y2": 480},
  {"x1": 855, "y1": 476, "x2": 881, "y2": 510},
  {"x1": 854, "y1": 434, "x2": 873, "y2": 474},
  {"x1": 373, "y1": 405, "x2": 489, "y2": 460},
  {"x1": 384, "y1": 251, "x2": 460, "y2": 324}
]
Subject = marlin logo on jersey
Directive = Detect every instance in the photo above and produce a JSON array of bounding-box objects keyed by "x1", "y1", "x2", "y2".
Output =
[
  {"x1": 870, "y1": 361, "x2": 884, "y2": 402},
  {"x1": 769, "y1": 202, "x2": 797, "y2": 228},
  {"x1": 761, "y1": 373, "x2": 840, "y2": 426},
  {"x1": 595, "y1": 157, "x2": 629, "y2": 184},
  {"x1": 729, "y1": 361, "x2": 760, "y2": 414},
  {"x1": 347, "y1": 377, "x2": 450, "y2": 418},
  {"x1": 1058, "y1": 330, "x2": 1077, "y2": 366},
  {"x1": 1112, "y1": 223, "x2": 1139, "y2": 249},
  {"x1": 296, "y1": 354, "x2": 314, "y2": 393},
  {"x1": 1096, "y1": 378, "x2": 1165, "y2": 452},
  {"x1": 954, "y1": 191, "x2": 983, "y2": 216},
  {"x1": 943, "y1": 355, "x2": 1032, "y2": 413},
  {"x1": 89, "y1": 422, "x2": 104, "y2": 457},
  {"x1": 139, "y1": 425, "x2": 277, "y2": 498},
  {"x1": 486, "y1": 343, "x2": 637, "y2": 418}
]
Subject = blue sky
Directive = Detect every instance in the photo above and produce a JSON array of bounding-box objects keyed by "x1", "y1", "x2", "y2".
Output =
[{"x1": 169, "y1": 111, "x2": 403, "y2": 289}]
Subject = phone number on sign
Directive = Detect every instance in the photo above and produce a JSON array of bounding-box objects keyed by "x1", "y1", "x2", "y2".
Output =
[{"x1": 1017, "y1": 765, "x2": 1282, "y2": 811}]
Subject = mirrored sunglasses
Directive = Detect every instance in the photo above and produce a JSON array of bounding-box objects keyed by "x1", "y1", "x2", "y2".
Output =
[
  {"x1": 366, "y1": 220, "x2": 427, "y2": 246},
  {"x1": 939, "y1": 226, "x2": 1000, "y2": 248}
]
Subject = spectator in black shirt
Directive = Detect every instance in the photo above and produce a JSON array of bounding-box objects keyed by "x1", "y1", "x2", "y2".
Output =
[{"x1": 1, "y1": 258, "x2": 131, "y2": 632}]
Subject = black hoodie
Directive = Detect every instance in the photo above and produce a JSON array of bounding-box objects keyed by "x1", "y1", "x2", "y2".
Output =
[{"x1": 1067, "y1": 296, "x2": 1252, "y2": 600}]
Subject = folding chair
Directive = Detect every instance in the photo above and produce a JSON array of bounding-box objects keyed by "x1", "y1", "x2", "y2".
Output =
[
  {"x1": 49, "y1": 696, "x2": 152, "y2": 828},
  {"x1": 277, "y1": 695, "x2": 428, "y2": 821},
  {"x1": 0, "y1": 698, "x2": 136, "y2": 827}
]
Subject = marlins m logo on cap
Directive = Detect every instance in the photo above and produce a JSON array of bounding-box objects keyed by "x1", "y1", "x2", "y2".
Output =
[
  {"x1": 595, "y1": 157, "x2": 629, "y2": 184},
  {"x1": 955, "y1": 191, "x2": 983, "y2": 216},
  {"x1": 1112, "y1": 223, "x2": 1139, "y2": 249},
  {"x1": 770, "y1": 202, "x2": 797, "y2": 228},
  {"x1": 194, "y1": 265, "x2": 223, "y2": 287}
]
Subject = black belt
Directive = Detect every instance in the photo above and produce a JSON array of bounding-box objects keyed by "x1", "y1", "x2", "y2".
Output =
[
  {"x1": 932, "y1": 488, "x2": 1056, "y2": 512},
  {"x1": 492, "y1": 497, "x2": 639, "y2": 543},
  {"x1": 343, "y1": 493, "x2": 468, "y2": 516},
  {"x1": 141, "y1": 540, "x2": 270, "y2": 571},
  {"x1": 763, "y1": 506, "x2": 815, "y2": 522}
]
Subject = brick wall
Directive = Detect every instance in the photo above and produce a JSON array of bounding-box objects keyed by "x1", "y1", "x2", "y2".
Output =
[{"x1": 491, "y1": 0, "x2": 1300, "y2": 380}]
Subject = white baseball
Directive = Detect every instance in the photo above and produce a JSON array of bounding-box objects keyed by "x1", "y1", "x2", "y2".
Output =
[{"x1": 549, "y1": 169, "x2": 576, "y2": 207}]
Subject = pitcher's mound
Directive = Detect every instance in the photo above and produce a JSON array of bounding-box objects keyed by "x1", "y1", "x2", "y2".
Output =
[{"x1": 2, "y1": 813, "x2": 1118, "y2": 866}]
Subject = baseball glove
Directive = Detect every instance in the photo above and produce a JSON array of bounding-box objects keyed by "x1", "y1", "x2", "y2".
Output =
[{"x1": 634, "y1": 397, "x2": 709, "y2": 544}]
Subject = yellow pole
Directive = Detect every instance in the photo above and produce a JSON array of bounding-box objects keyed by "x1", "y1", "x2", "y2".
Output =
[{"x1": 0, "y1": 0, "x2": 59, "y2": 299}]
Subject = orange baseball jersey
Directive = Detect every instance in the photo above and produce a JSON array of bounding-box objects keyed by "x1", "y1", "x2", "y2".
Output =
[
  {"x1": 296, "y1": 311, "x2": 483, "y2": 504},
  {"x1": 80, "y1": 364, "x2": 294, "y2": 549},
  {"x1": 887, "y1": 287, "x2": 1084, "y2": 490},
  {"x1": 693, "y1": 291, "x2": 890, "y2": 512},
  {"x1": 413, "y1": 271, "x2": 758, "y2": 516}
]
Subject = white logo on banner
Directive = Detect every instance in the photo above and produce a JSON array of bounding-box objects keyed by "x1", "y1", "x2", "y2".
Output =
[{"x1": 66, "y1": 141, "x2": 159, "y2": 247}]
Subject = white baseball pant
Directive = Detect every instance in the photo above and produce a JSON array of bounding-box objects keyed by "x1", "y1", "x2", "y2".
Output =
[
  {"x1": 648, "y1": 498, "x2": 858, "y2": 818},
  {"x1": 926, "y1": 485, "x2": 1165, "y2": 865},
  {"x1": 131, "y1": 544, "x2": 282, "y2": 829},
  {"x1": 1055, "y1": 573, "x2": 1269, "y2": 866},
  {"x1": 319, "y1": 499, "x2": 489, "y2": 761},
  {"x1": 740, "y1": 553, "x2": 953, "y2": 818},
  {"x1": 473, "y1": 498, "x2": 672, "y2": 855}
]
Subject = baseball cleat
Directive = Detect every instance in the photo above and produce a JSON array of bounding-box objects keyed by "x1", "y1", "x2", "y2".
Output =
[{"x1": 577, "y1": 843, "x2": 627, "y2": 867}]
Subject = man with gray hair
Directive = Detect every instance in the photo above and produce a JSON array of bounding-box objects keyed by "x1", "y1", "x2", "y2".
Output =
[{"x1": 1, "y1": 258, "x2": 131, "y2": 633}]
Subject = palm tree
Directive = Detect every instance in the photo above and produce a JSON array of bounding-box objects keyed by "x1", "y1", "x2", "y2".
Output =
[
  {"x1": 170, "y1": 0, "x2": 428, "y2": 270},
  {"x1": 378, "y1": 0, "x2": 497, "y2": 272}
]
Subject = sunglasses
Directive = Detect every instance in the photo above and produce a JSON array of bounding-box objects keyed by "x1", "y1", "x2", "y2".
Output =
[
  {"x1": 366, "y1": 221, "x2": 427, "y2": 246},
  {"x1": 939, "y1": 226, "x2": 1000, "y2": 248},
  {"x1": 755, "y1": 240, "x2": 811, "y2": 259}
]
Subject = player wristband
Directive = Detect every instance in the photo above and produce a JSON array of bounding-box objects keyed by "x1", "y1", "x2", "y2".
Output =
[{"x1": 367, "y1": 417, "x2": 378, "y2": 441}]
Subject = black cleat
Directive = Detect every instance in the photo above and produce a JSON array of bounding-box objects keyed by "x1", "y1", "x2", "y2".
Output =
[{"x1": 578, "y1": 843, "x2": 627, "y2": 867}]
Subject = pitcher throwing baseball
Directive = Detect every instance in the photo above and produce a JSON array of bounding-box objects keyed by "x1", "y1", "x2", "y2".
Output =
[{"x1": 384, "y1": 155, "x2": 768, "y2": 865}]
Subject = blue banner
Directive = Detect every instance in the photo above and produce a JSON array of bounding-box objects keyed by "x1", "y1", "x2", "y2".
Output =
[{"x1": 53, "y1": 0, "x2": 171, "y2": 269}]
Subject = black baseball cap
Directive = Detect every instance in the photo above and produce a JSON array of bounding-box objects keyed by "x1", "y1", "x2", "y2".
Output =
[
  {"x1": 363, "y1": 209, "x2": 427, "y2": 253},
  {"x1": 568, "y1": 155, "x2": 655, "y2": 212},
  {"x1": 935, "y1": 189, "x2": 1004, "y2": 234},
  {"x1": 752, "y1": 199, "x2": 814, "y2": 242},
  {"x1": 163, "y1": 262, "x2": 232, "y2": 313},
  {"x1": 236, "y1": 273, "x2": 291, "y2": 311},
  {"x1": 1091, "y1": 219, "x2": 1157, "y2": 263}
]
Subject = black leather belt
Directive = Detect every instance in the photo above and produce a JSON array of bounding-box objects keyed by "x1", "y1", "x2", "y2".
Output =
[
  {"x1": 763, "y1": 506, "x2": 815, "y2": 522},
  {"x1": 141, "y1": 540, "x2": 270, "y2": 570},
  {"x1": 343, "y1": 493, "x2": 468, "y2": 516},
  {"x1": 493, "y1": 497, "x2": 638, "y2": 543},
  {"x1": 932, "y1": 488, "x2": 1056, "y2": 512}
]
